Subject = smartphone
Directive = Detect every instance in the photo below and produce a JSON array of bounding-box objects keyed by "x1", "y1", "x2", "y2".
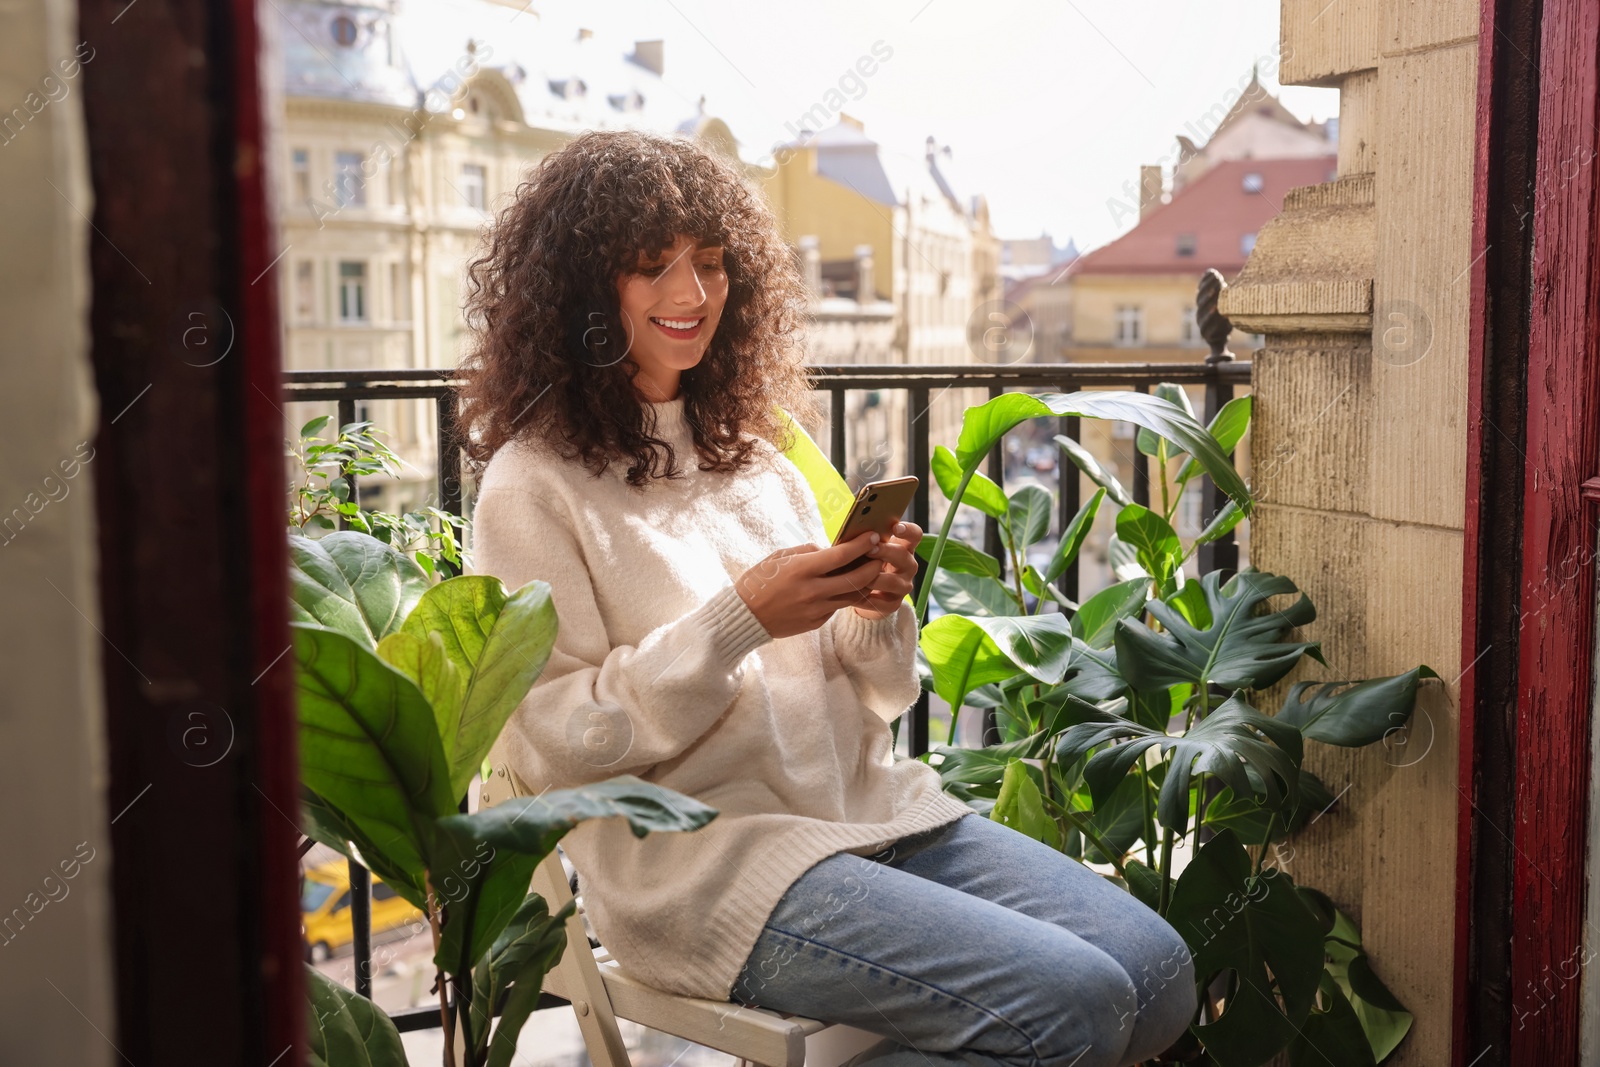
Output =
[{"x1": 823, "y1": 476, "x2": 919, "y2": 576}]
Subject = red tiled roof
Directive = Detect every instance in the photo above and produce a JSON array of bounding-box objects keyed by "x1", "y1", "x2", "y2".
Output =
[{"x1": 1074, "y1": 155, "x2": 1337, "y2": 275}]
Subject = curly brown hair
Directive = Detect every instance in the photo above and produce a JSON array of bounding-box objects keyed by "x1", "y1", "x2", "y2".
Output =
[{"x1": 457, "y1": 128, "x2": 816, "y2": 487}]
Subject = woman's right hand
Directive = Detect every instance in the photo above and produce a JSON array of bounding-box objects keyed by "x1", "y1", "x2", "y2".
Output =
[{"x1": 734, "y1": 532, "x2": 887, "y2": 639}]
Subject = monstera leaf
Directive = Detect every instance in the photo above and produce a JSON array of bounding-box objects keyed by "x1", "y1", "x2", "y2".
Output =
[
  {"x1": 1055, "y1": 693, "x2": 1302, "y2": 836},
  {"x1": 1166, "y1": 831, "x2": 1326, "y2": 1067},
  {"x1": 1115, "y1": 569, "x2": 1327, "y2": 693},
  {"x1": 1275, "y1": 667, "x2": 1439, "y2": 747}
]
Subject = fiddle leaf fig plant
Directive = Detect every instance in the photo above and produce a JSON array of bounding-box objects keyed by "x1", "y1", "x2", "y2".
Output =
[
  {"x1": 915, "y1": 387, "x2": 1430, "y2": 1065},
  {"x1": 288, "y1": 530, "x2": 718, "y2": 1067}
]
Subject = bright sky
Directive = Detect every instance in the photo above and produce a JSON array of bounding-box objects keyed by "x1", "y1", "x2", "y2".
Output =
[{"x1": 424, "y1": 0, "x2": 1339, "y2": 252}]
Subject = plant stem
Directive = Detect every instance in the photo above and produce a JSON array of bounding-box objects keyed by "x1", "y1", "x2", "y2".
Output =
[
  {"x1": 1254, "y1": 811, "x2": 1278, "y2": 879},
  {"x1": 1139, "y1": 761, "x2": 1157, "y2": 869},
  {"x1": 913, "y1": 468, "x2": 973, "y2": 619},
  {"x1": 1158, "y1": 439, "x2": 1170, "y2": 521},
  {"x1": 426, "y1": 877, "x2": 458, "y2": 1067},
  {"x1": 1157, "y1": 824, "x2": 1176, "y2": 916}
]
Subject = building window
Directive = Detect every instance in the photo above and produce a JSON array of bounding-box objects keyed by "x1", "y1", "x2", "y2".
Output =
[
  {"x1": 1181, "y1": 305, "x2": 1201, "y2": 345},
  {"x1": 292, "y1": 149, "x2": 310, "y2": 202},
  {"x1": 1241, "y1": 232, "x2": 1258, "y2": 256},
  {"x1": 460, "y1": 163, "x2": 486, "y2": 211},
  {"x1": 331, "y1": 14, "x2": 358, "y2": 47},
  {"x1": 1175, "y1": 232, "x2": 1196, "y2": 258},
  {"x1": 333, "y1": 151, "x2": 366, "y2": 208},
  {"x1": 1113, "y1": 305, "x2": 1143, "y2": 347},
  {"x1": 339, "y1": 261, "x2": 367, "y2": 322},
  {"x1": 1242, "y1": 171, "x2": 1264, "y2": 193},
  {"x1": 294, "y1": 261, "x2": 315, "y2": 322}
]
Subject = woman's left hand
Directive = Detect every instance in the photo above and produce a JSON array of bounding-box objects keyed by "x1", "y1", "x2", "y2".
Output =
[{"x1": 845, "y1": 520, "x2": 923, "y2": 620}]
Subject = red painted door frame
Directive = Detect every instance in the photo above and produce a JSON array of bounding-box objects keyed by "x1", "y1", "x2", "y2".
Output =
[
  {"x1": 77, "y1": 0, "x2": 302, "y2": 1060},
  {"x1": 1457, "y1": 0, "x2": 1600, "y2": 1061}
]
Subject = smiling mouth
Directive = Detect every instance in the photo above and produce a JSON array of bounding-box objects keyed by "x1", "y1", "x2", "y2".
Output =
[{"x1": 649, "y1": 316, "x2": 705, "y2": 339}]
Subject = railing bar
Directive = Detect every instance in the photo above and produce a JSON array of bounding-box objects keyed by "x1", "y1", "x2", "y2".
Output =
[
  {"x1": 282, "y1": 361, "x2": 1253, "y2": 387},
  {"x1": 981, "y1": 383, "x2": 1005, "y2": 747},
  {"x1": 1058, "y1": 412, "x2": 1081, "y2": 607},
  {"x1": 906, "y1": 385, "x2": 931, "y2": 760},
  {"x1": 1196, "y1": 373, "x2": 1240, "y2": 578},
  {"x1": 337, "y1": 396, "x2": 357, "y2": 528},
  {"x1": 348, "y1": 859, "x2": 372, "y2": 998},
  {"x1": 1130, "y1": 383, "x2": 1150, "y2": 509},
  {"x1": 831, "y1": 387, "x2": 847, "y2": 478},
  {"x1": 437, "y1": 390, "x2": 462, "y2": 519}
]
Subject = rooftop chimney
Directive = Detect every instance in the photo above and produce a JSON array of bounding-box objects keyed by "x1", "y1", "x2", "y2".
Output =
[
  {"x1": 1139, "y1": 165, "x2": 1163, "y2": 220},
  {"x1": 798, "y1": 236, "x2": 822, "y2": 299},
  {"x1": 629, "y1": 40, "x2": 664, "y2": 76}
]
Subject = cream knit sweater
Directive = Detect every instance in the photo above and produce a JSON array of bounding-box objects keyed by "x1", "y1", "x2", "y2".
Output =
[{"x1": 471, "y1": 395, "x2": 972, "y2": 1002}]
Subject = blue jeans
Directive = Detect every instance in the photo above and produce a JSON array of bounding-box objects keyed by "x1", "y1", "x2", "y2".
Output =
[{"x1": 727, "y1": 812, "x2": 1196, "y2": 1067}]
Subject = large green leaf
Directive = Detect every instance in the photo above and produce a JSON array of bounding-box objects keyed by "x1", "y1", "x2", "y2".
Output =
[
  {"x1": 921, "y1": 613, "x2": 1076, "y2": 713},
  {"x1": 438, "y1": 776, "x2": 719, "y2": 859},
  {"x1": 400, "y1": 577, "x2": 559, "y2": 798},
  {"x1": 1166, "y1": 831, "x2": 1326, "y2": 1066},
  {"x1": 991, "y1": 759, "x2": 1060, "y2": 848},
  {"x1": 1055, "y1": 434, "x2": 1133, "y2": 508},
  {"x1": 288, "y1": 531, "x2": 430, "y2": 648},
  {"x1": 1002, "y1": 486, "x2": 1053, "y2": 553},
  {"x1": 1301, "y1": 890, "x2": 1414, "y2": 1062},
  {"x1": 953, "y1": 391, "x2": 1251, "y2": 509},
  {"x1": 916, "y1": 536, "x2": 1003, "y2": 578},
  {"x1": 931, "y1": 569, "x2": 1022, "y2": 617},
  {"x1": 300, "y1": 787, "x2": 428, "y2": 910},
  {"x1": 1056, "y1": 694, "x2": 1302, "y2": 836},
  {"x1": 1044, "y1": 487, "x2": 1107, "y2": 585},
  {"x1": 1177, "y1": 394, "x2": 1253, "y2": 485},
  {"x1": 306, "y1": 964, "x2": 408, "y2": 1067},
  {"x1": 928, "y1": 732, "x2": 1050, "y2": 797},
  {"x1": 1136, "y1": 382, "x2": 1197, "y2": 458},
  {"x1": 1115, "y1": 505, "x2": 1182, "y2": 588},
  {"x1": 376, "y1": 630, "x2": 466, "y2": 762},
  {"x1": 932, "y1": 445, "x2": 1008, "y2": 518},
  {"x1": 1288, "y1": 972, "x2": 1379, "y2": 1067},
  {"x1": 1275, "y1": 667, "x2": 1439, "y2": 747},
  {"x1": 1071, "y1": 578, "x2": 1152, "y2": 649},
  {"x1": 1204, "y1": 769, "x2": 1336, "y2": 847},
  {"x1": 481, "y1": 893, "x2": 574, "y2": 1067},
  {"x1": 429, "y1": 823, "x2": 541, "y2": 1041},
  {"x1": 1115, "y1": 569, "x2": 1327, "y2": 693},
  {"x1": 920, "y1": 614, "x2": 1026, "y2": 712},
  {"x1": 294, "y1": 623, "x2": 456, "y2": 879}
]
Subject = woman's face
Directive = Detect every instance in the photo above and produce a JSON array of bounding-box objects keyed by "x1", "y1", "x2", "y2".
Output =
[{"x1": 614, "y1": 233, "x2": 729, "y2": 402}]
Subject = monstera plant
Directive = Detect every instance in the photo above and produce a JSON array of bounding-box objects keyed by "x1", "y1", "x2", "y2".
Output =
[
  {"x1": 288, "y1": 530, "x2": 718, "y2": 1067},
  {"x1": 914, "y1": 387, "x2": 1431, "y2": 1067}
]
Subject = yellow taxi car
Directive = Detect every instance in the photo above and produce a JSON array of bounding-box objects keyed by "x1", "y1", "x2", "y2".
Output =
[{"x1": 301, "y1": 861, "x2": 425, "y2": 963}]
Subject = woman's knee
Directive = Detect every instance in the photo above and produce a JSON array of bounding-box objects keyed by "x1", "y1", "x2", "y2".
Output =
[{"x1": 1121, "y1": 920, "x2": 1199, "y2": 1061}]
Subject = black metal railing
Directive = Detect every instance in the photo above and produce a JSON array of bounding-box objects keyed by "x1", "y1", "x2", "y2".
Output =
[{"x1": 282, "y1": 348, "x2": 1250, "y2": 1031}]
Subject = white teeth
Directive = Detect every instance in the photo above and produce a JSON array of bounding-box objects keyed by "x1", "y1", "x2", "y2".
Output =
[{"x1": 650, "y1": 317, "x2": 702, "y2": 330}]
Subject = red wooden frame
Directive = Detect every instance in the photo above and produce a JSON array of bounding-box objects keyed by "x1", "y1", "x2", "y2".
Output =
[{"x1": 1457, "y1": 0, "x2": 1600, "y2": 1061}]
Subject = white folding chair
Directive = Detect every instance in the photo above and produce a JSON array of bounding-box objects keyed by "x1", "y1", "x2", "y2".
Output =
[{"x1": 532, "y1": 850, "x2": 885, "y2": 1067}]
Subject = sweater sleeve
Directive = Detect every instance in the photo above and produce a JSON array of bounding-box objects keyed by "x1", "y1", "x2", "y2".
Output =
[
  {"x1": 470, "y1": 486, "x2": 774, "y2": 790},
  {"x1": 824, "y1": 597, "x2": 923, "y2": 723}
]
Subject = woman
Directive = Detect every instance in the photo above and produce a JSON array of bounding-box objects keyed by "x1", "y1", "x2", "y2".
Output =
[{"x1": 461, "y1": 129, "x2": 1196, "y2": 1067}]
